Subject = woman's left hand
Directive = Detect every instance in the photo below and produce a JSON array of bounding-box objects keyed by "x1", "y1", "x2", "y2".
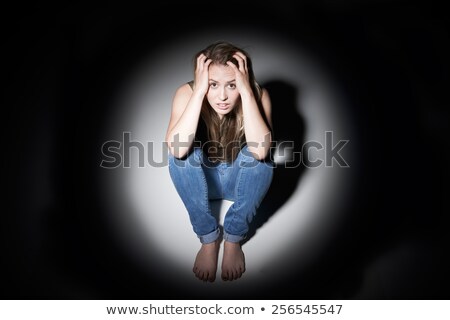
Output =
[{"x1": 227, "y1": 52, "x2": 252, "y2": 96}]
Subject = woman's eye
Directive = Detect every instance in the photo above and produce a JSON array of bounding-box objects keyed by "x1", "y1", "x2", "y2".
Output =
[
  {"x1": 209, "y1": 83, "x2": 217, "y2": 88},
  {"x1": 228, "y1": 84, "x2": 236, "y2": 89}
]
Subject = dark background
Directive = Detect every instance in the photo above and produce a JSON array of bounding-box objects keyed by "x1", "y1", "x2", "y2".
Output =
[{"x1": 4, "y1": 1, "x2": 449, "y2": 299}]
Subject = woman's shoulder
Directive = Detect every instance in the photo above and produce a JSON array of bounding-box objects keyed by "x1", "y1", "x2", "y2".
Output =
[
  {"x1": 175, "y1": 81, "x2": 194, "y2": 94},
  {"x1": 260, "y1": 87, "x2": 271, "y2": 105},
  {"x1": 174, "y1": 81, "x2": 194, "y2": 99},
  {"x1": 170, "y1": 82, "x2": 195, "y2": 115}
]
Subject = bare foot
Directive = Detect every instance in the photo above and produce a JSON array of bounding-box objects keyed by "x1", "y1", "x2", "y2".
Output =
[
  {"x1": 193, "y1": 240, "x2": 220, "y2": 282},
  {"x1": 221, "y1": 241, "x2": 245, "y2": 281}
]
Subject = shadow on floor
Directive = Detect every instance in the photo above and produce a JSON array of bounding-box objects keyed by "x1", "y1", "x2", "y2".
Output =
[{"x1": 242, "y1": 79, "x2": 306, "y2": 245}]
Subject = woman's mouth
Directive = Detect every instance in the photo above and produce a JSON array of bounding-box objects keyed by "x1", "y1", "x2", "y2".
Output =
[{"x1": 216, "y1": 104, "x2": 229, "y2": 110}]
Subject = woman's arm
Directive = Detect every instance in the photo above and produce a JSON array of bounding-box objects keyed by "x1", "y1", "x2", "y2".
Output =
[
  {"x1": 165, "y1": 54, "x2": 211, "y2": 158},
  {"x1": 165, "y1": 84, "x2": 203, "y2": 158},
  {"x1": 240, "y1": 87, "x2": 273, "y2": 160},
  {"x1": 228, "y1": 53, "x2": 273, "y2": 160}
]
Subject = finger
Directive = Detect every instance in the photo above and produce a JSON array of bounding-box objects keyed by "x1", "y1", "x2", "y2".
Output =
[
  {"x1": 232, "y1": 54, "x2": 245, "y2": 71},
  {"x1": 226, "y1": 60, "x2": 238, "y2": 71},
  {"x1": 234, "y1": 52, "x2": 247, "y2": 70},
  {"x1": 197, "y1": 54, "x2": 208, "y2": 66},
  {"x1": 234, "y1": 51, "x2": 246, "y2": 61},
  {"x1": 234, "y1": 50, "x2": 245, "y2": 58},
  {"x1": 196, "y1": 54, "x2": 204, "y2": 64}
]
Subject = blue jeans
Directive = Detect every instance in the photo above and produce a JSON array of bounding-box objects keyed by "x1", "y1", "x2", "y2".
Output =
[{"x1": 168, "y1": 146, "x2": 274, "y2": 244}]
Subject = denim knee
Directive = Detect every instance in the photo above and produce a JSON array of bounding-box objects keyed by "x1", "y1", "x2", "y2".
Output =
[{"x1": 168, "y1": 147, "x2": 203, "y2": 170}]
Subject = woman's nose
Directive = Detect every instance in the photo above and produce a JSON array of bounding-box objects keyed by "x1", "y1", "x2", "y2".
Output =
[{"x1": 219, "y1": 89, "x2": 227, "y2": 101}]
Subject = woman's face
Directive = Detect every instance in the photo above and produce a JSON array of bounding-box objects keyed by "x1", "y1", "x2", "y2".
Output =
[{"x1": 206, "y1": 64, "x2": 240, "y2": 118}]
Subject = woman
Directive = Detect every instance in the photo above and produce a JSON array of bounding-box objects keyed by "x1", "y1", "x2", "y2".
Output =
[{"x1": 166, "y1": 41, "x2": 273, "y2": 282}]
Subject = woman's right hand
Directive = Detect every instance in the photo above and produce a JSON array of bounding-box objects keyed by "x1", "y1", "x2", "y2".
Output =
[{"x1": 193, "y1": 53, "x2": 211, "y2": 96}]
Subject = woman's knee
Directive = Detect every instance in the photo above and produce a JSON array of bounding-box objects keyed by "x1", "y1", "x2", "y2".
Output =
[
  {"x1": 236, "y1": 148, "x2": 274, "y2": 182},
  {"x1": 236, "y1": 145, "x2": 273, "y2": 169},
  {"x1": 169, "y1": 147, "x2": 203, "y2": 170}
]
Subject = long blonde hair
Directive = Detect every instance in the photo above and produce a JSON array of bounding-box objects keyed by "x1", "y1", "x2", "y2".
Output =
[{"x1": 193, "y1": 41, "x2": 263, "y2": 163}]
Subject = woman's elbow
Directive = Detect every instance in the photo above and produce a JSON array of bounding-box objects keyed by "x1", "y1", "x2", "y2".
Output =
[
  {"x1": 248, "y1": 147, "x2": 270, "y2": 161},
  {"x1": 167, "y1": 145, "x2": 189, "y2": 159}
]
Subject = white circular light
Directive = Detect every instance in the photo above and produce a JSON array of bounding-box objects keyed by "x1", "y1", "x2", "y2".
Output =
[{"x1": 100, "y1": 27, "x2": 357, "y2": 296}]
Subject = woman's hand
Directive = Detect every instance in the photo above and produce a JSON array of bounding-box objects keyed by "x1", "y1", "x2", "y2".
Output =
[
  {"x1": 227, "y1": 52, "x2": 252, "y2": 97},
  {"x1": 194, "y1": 53, "x2": 212, "y2": 96}
]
